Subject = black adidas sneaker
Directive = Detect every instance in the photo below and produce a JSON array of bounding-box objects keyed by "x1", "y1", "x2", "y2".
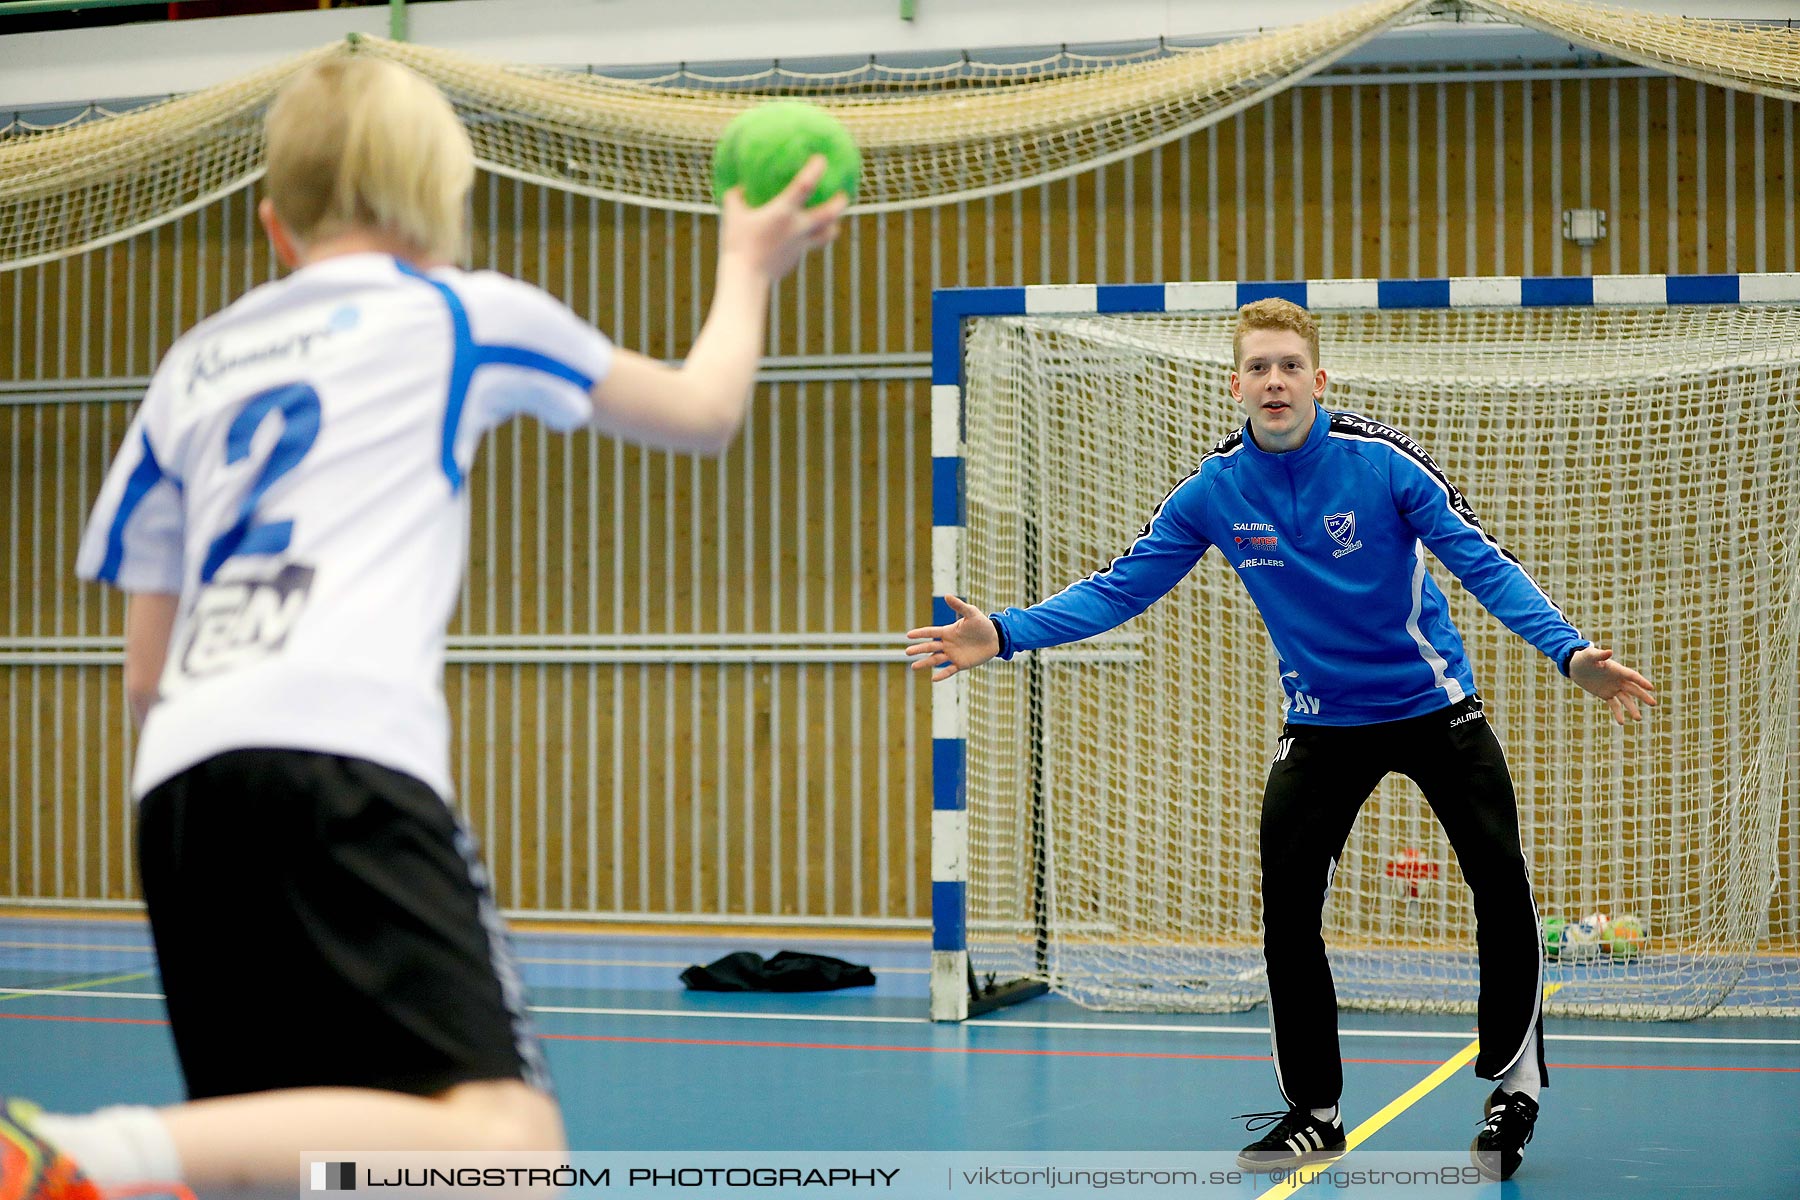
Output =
[
  {"x1": 1471, "y1": 1087, "x2": 1539, "y2": 1180},
  {"x1": 1235, "y1": 1107, "x2": 1347, "y2": 1171}
]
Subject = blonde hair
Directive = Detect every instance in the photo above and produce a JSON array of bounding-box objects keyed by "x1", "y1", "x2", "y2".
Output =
[
  {"x1": 1234, "y1": 297, "x2": 1320, "y2": 367},
  {"x1": 263, "y1": 56, "x2": 474, "y2": 262}
]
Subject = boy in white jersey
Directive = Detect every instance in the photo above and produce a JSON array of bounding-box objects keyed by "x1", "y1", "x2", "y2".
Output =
[{"x1": 0, "y1": 54, "x2": 844, "y2": 1200}]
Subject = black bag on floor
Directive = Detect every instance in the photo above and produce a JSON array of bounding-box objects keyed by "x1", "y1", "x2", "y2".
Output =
[{"x1": 679, "y1": 950, "x2": 875, "y2": 992}]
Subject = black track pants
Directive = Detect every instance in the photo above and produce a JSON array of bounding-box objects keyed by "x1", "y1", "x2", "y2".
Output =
[{"x1": 1259, "y1": 695, "x2": 1548, "y2": 1109}]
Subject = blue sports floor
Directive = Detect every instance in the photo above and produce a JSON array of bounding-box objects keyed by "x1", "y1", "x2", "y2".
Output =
[{"x1": 2, "y1": 916, "x2": 1796, "y2": 1198}]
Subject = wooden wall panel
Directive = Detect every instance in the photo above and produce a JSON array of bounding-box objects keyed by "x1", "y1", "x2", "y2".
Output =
[{"x1": 2, "y1": 74, "x2": 1795, "y2": 930}]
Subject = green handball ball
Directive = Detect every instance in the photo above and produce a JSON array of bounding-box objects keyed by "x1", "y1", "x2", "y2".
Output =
[
  {"x1": 1606, "y1": 914, "x2": 1646, "y2": 960},
  {"x1": 712, "y1": 101, "x2": 861, "y2": 209},
  {"x1": 1541, "y1": 915, "x2": 1567, "y2": 960}
]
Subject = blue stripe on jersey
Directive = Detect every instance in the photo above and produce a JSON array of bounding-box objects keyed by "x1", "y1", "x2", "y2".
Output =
[
  {"x1": 474, "y1": 344, "x2": 596, "y2": 390},
  {"x1": 97, "y1": 430, "x2": 167, "y2": 584},
  {"x1": 399, "y1": 263, "x2": 599, "y2": 489},
  {"x1": 395, "y1": 262, "x2": 478, "y2": 491}
]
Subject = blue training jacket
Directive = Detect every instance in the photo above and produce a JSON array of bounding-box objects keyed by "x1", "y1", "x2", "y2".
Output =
[{"x1": 989, "y1": 404, "x2": 1589, "y2": 726}]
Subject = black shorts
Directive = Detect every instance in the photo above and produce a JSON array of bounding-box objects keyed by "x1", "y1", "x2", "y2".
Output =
[{"x1": 137, "y1": 748, "x2": 550, "y2": 1100}]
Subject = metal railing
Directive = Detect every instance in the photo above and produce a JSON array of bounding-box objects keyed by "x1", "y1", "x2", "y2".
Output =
[{"x1": 0, "y1": 0, "x2": 410, "y2": 42}]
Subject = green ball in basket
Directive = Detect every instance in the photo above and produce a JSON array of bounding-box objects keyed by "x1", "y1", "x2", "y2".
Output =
[
  {"x1": 1541, "y1": 914, "x2": 1567, "y2": 960},
  {"x1": 712, "y1": 101, "x2": 861, "y2": 209},
  {"x1": 1605, "y1": 913, "x2": 1646, "y2": 961}
]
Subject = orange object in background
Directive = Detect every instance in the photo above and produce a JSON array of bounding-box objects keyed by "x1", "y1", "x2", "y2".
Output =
[{"x1": 1384, "y1": 846, "x2": 1440, "y2": 899}]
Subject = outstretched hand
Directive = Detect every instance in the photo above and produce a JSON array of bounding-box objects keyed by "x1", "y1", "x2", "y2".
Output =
[
  {"x1": 718, "y1": 154, "x2": 848, "y2": 281},
  {"x1": 905, "y1": 594, "x2": 1001, "y2": 682},
  {"x1": 1567, "y1": 646, "x2": 1657, "y2": 725}
]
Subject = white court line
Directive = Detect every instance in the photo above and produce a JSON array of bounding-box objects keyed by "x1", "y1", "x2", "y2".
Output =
[
  {"x1": 3, "y1": 987, "x2": 1797, "y2": 1046},
  {"x1": 532, "y1": 1005, "x2": 926, "y2": 1025},
  {"x1": 0, "y1": 942, "x2": 152, "y2": 952},
  {"x1": 522, "y1": 957, "x2": 930, "y2": 974},
  {"x1": 0, "y1": 989, "x2": 165, "y2": 1001},
  {"x1": 969, "y1": 1017, "x2": 1800, "y2": 1047}
]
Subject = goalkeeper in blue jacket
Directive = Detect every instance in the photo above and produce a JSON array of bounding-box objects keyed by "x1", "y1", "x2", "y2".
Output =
[{"x1": 905, "y1": 297, "x2": 1655, "y2": 1182}]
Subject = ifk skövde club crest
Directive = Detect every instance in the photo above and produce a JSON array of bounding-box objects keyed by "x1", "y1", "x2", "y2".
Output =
[{"x1": 1324, "y1": 511, "x2": 1357, "y2": 549}]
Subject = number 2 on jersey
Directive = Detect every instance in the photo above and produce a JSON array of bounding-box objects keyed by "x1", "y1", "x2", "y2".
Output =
[{"x1": 200, "y1": 382, "x2": 321, "y2": 583}]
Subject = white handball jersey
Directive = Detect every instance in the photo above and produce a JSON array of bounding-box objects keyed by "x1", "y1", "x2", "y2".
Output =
[{"x1": 77, "y1": 253, "x2": 613, "y2": 801}]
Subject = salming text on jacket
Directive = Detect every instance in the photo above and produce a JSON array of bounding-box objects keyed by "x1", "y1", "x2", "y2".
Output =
[{"x1": 989, "y1": 405, "x2": 1589, "y2": 725}]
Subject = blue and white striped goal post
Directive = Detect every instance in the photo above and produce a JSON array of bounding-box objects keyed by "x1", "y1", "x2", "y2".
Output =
[{"x1": 925, "y1": 271, "x2": 1800, "y2": 1022}]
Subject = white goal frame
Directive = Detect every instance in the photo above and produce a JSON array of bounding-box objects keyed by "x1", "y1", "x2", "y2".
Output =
[{"x1": 927, "y1": 272, "x2": 1800, "y2": 1022}]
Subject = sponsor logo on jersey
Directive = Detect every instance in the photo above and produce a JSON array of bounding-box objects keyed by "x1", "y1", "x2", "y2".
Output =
[
  {"x1": 1333, "y1": 412, "x2": 1438, "y2": 468},
  {"x1": 185, "y1": 308, "x2": 357, "y2": 399},
  {"x1": 180, "y1": 562, "x2": 315, "y2": 677},
  {"x1": 1280, "y1": 672, "x2": 1321, "y2": 715},
  {"x1": 1324, "y1": 510, "x2": 1363, "y2": 558},
  {"x1": 1232, "y1": 521, "x2": 1283, "y2": 566}
]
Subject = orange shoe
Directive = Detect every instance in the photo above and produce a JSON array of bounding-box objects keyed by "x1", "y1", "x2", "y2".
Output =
[{"x1": 0, "y1": 1099, "x2": 100, "y2": 1200}]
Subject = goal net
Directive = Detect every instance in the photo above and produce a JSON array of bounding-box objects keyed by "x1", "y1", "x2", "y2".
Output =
[{"x1": 949, "y1": 284, "x2": 1800, "y2": 1020}]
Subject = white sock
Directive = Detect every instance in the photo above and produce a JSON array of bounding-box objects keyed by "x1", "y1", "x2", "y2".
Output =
[
  {"x1": 1497, "y1": 1027, "x2": 1544, "y2": 1102},
  {"x1": 31, "y1": 1107, "x2": 183, "y2": 1188},
  {"x1": 1310, "y1": 1105, "x2": 1340, "y2": 1125}
]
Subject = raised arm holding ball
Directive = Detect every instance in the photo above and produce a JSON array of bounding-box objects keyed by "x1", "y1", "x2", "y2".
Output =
[{"x1": 2, "y1": 56, "x2": 849, "y2": 1200}]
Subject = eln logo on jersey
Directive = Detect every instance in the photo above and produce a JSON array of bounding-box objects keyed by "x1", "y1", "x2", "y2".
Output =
[
  {"x1": 1324, "y1": 511, "x2": 1363, "y2": 558},
  {"x1": 310, "y1": 1162, "x2": 356, "y2": 1191},
  {"x1": 180, "y1": 562, "x2": 316, "y2": 678}
]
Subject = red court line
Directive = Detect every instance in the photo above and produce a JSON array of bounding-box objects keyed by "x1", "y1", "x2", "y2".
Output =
[
  {"x1": 1549, "y1": 1059, "x2": 1800, "y2": 1073},
  {"x1": 0, "y1": 1011, "x2": 167, "y2": 1027},
  {"x1": 542, "y1": 1033, "x2": 1268, "y2": 1062},
  {"x1": 4, "y1": 1012, "x2": 1794, "y2": 1073}
]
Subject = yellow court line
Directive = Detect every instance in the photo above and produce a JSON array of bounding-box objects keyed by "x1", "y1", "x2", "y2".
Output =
[
  {"x1": 0, "y1": 970, "x2": 153, "y2": 1003},
  {"x1": 1255, "y1": 983, "x2": 1562, "y2": 1198}
]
